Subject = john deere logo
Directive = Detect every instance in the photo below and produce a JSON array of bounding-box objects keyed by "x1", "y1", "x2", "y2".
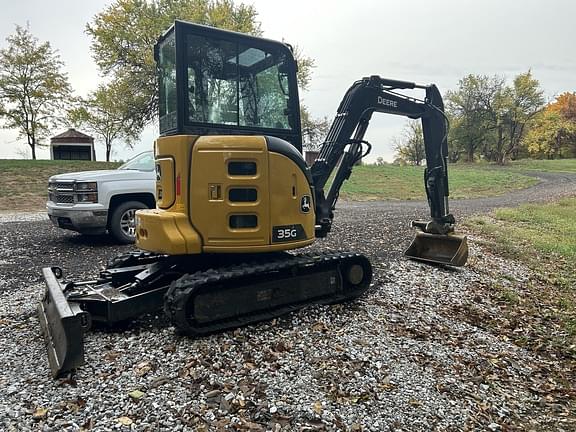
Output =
[{"x1": 300, "y1": 195, "x2": 311, "y2": 213}]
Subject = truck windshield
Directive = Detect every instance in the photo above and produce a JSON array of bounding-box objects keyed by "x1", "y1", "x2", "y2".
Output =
[{"x1": 118, "y1": 151, "x2": 155, "y2": 171}]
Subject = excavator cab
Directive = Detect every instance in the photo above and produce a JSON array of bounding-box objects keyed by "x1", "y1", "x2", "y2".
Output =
[{"x1": 155, "y1": 21, "x2": 302, "y2": 148}]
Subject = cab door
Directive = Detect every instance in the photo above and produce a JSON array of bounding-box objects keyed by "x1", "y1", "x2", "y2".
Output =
[{"x1": 190, "y1": 136, "x2": 270, "y2": 251}]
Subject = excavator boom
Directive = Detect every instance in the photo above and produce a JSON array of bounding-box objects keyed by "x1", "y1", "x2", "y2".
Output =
[{"x1": 310, "y1": 75, "x2": 467, "y2": 265}]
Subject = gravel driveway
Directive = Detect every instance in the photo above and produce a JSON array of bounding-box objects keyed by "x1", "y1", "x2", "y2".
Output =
[{"x1": 0, "y1": 172, "x2": 574, "y2": 431}]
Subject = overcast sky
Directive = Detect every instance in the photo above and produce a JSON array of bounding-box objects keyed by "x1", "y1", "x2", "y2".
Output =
[{"x1": 1, "y1": 0, "x2": 575, "y2": 161}]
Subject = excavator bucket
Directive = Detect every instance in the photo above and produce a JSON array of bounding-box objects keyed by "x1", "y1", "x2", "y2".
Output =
[
  {"x1": 37, "y1": 267, "x2": 91, "y2": 377},
  {"x1": 404, "y1": 232, "x2": 468, "y2": 267}
]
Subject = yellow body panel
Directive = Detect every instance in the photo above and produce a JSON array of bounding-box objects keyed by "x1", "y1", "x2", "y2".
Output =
[
  {"x1": 136, "y1": 134, "x2": 315, "y2": 255},
  {"x1": 268, "y1": 152, "x2": 315, "y2": 240},
  {"x1": 155, "y1": 157, "x2": 175, "y2": 209},
  {"x1": 136, "y1": 209, "x2": 202, "y2": 254},
  {"x1": 191, "y1": 136, "x2": 270, "y2": 248}
]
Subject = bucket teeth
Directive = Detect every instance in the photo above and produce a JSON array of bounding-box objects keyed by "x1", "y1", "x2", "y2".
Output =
[
  {"x1": 404, "y1": 232, "x2": 469, "y2": 267},
  {"x1": 38, "y1": 268, "x2": 91, "y2": 377}
]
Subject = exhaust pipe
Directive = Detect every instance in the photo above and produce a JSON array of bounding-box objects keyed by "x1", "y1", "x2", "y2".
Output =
[
  {"x1": 404, "y1": 232, "x2": 468, "y2": 267},
  {"x1": 38, "y1": 267, "x2": 91, "y2": 378}
]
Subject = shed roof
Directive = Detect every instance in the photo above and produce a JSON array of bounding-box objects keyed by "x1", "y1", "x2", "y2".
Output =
[{"x1": 51, "y1": 128, "x2": 93, "y2": 141}]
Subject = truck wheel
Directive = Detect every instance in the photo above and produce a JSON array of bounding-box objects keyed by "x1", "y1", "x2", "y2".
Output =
[{"x1": 109, "y1": 201, "x2": 148, "y2": 244}]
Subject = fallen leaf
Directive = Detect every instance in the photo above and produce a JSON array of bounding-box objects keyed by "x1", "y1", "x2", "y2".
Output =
[
  {"x1": 312, "y1": 321, "x2": 328, "y2": 332},
  {"x1": 81, "y1": 417, "x2": 94, "y2": 430},
  {"x1": 32, "y1": 407, "x2": 48, "y2": 420},
  {"x1": 128, "y1": 389, "x2": 145, "y2": 400},
  {"x1": 64, "y1": 397, "x2": 86, "y2": 413},
  {"x1": 134, "y1": 360, "x2": 153, "y2": 377},
  {"x1": 205, "y1": 389, "x2": 221, "y2": 398},
  {"x1": 117, "y1": 416, "x2": 133, "y2": 426},
  {"x1": 104, "y1": 351, "x2": 121, "y2": 362},
  {"x1": 312, "y1": 401, "x2": 323, "y2": 414},
  {"x1": 150, "y1": 376, "x2": 170, "y2": 388}
]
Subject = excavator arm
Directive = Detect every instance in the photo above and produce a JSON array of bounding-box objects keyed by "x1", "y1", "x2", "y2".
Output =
[{"x1": 310, "y1": 75, "x2": 468, "y2": 266}]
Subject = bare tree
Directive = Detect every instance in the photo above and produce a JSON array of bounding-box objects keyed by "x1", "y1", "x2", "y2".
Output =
[{"x1": 394, "y1": 120, "x2": 425, "y2": 166}]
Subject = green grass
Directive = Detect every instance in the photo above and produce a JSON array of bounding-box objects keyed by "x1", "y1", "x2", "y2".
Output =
[
  {"x1": 466, "y1": 197, "x2": 576, "y2": 351},
  {"x1": 0, "y1": 157, "x2": 569, "y2": 210},
  {"x1": 494, "y1": 199, "x2": 576, "y2": 259},
  {"x1": 338, "y1": 164, "x2": 538, "y2": 201},
  {"x1": 510, "y1": 158, "x2": 576, "y2": 173},
  {"x1": 0, "y1": 159, "x2": 120, "y2": 211}
]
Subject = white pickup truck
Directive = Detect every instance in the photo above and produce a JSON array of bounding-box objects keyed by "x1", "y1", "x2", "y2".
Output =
[{"x1": 47, "y1": 151, "x2": 156, "y2": 243}]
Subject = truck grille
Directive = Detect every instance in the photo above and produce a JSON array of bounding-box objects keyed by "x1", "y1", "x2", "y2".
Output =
[
  {"x1": 52, "y1": 182, "x2": 74, "y2": 191},
  {"x1": 51, "y1": 194, "x2": 74, "y2": 204},
  {"x1": 48, "y1": 181, "x2": 75, "y2": 205}
]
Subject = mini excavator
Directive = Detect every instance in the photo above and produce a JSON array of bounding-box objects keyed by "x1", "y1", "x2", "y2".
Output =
[{"x1": 38, "y1": 21, "x2": 468, "y2": 377}]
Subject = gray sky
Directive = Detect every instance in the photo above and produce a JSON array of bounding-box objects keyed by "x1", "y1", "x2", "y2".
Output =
[{"x1": 1, "y1": 0, "x2": 575, "y2": 161}]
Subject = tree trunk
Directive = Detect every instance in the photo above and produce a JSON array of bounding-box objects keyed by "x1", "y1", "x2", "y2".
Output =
[
  {"x1": 106, "y1": 140, "x2": 111, "y2": 162},
  {"x1": 29, "y1": 136, "x2": 36, "y2": 160},
  {"x1": 496, "y1": 127, "x2": 505, "y2": 164}
]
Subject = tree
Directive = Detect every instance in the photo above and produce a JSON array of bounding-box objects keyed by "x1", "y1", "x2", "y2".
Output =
[
  {"x1": 445, "y1": 72, "x2": 544, "y2": 164},
  {"x1": 498, "y1": 71, "x2": 544, "y2": 162},
  {"x1": 301, "y1": 105, "x2": 330, "y2": 152},
  {"x1": 86, "y1": 0, "x2": 260, "y2": 132},
  {"x1": 446, "y1": 75, "x2": 505, "y2": 162},
  {"x1": 0, "y1": 26, "x2": 72, "y2": 159},
  {"x1": 87, "y1": 0, "x2": 315, "y2": 135},
  {"x1": 394, "y1": 120, "x2": 425, "y2": 166},
  {"x1": 69, "y1": 79, "x2": 142, "y2": 161},
  {"x1": 525, "y1": 94, "x2": 576, "y2": 159},
  {"x1": 550, "y1": 92, "x2": 576, "y2": 156},
  {"x1": 553, "y1": 92, "x2": 576, "y2": 121},
  {"x1": 291, "y1": 45, "x2": 315, "y2": 92}
]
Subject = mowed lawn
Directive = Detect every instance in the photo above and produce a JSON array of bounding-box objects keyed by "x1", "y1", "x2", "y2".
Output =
[
  {"x1": 338, "y1": 163, "x2": 538, "y2": 201},
  {"x1": 0, "y1": 159, "x2": 120, "y2": 211},
  {"x1": 511, "y1": 158, "x2": 576, "y2": 173},
  {"x1": 0, "y1": 158, "x2": 574, "y2": 210}
]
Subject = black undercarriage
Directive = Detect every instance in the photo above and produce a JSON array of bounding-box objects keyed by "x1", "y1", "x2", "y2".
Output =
[{"x1": 39, "y1": 250, "x2": 372, "y2": 377}]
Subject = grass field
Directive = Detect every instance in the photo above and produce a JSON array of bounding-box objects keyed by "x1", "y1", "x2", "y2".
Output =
[
  {"x1": 0, "y1": 158, "x2": 574, "y2": 211},
  {"x1": 511, "y1": 158, "x2": 576, "y2": 173},
  {"x1": 338, "y1": 164, "x2": 538, "y2": 201},
  {"x1": 466, "y1": 197, "x2": 576, "y2": 352},
  {"x1": 0, "y1": 159, "x2": 120, "y2": 211}
]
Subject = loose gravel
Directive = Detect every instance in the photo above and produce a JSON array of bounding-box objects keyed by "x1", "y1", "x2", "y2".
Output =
[{"x1": 0, "y1": 172, "x2": 575, "y2": 431}]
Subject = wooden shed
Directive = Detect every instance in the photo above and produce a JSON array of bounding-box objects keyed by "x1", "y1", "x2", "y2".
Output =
[{"x1": 50, "y1": 129, "x2": 95, "y2": 161}]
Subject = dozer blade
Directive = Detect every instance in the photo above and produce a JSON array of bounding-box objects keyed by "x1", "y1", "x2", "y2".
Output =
[
  {"x1": 38, "y1": 267, "x2": 91, "y2": 378},
  {"x1": 404, "y1": 232, "x2": 468, "y2": 267}
]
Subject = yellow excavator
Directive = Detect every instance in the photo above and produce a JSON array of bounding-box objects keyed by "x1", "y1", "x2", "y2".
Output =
[{"x1": 38, "y1": 21, "x2": 468, "y2": 377}]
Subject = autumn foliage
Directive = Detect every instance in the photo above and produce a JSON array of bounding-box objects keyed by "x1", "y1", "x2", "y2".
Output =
[{"x1": 526, "y1": 92, "x2": 576, "y2": 159}]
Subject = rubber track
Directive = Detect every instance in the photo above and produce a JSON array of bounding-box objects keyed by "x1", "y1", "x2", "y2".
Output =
[
  {"x1": 106, "y1": 250, "x2": 163, "y2": 269},
  {"x1": 164, "y1": 251, "x2": 372, "y2": 335}
]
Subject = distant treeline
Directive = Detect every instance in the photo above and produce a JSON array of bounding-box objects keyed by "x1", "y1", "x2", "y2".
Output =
[{"x1": 394, "y1": 72, "x2": 576, "y2": 165}]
